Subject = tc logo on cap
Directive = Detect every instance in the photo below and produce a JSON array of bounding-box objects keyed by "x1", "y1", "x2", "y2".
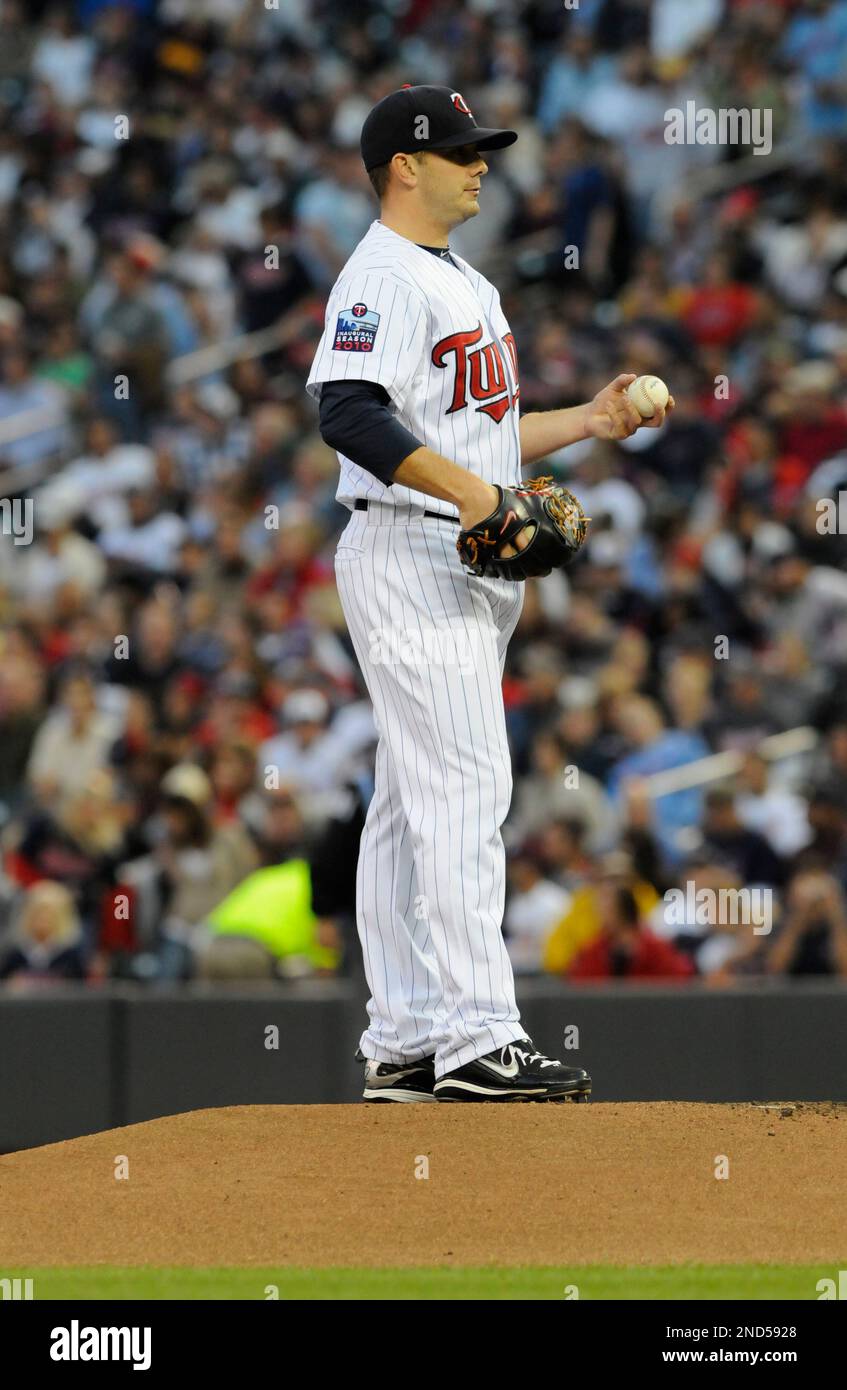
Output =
[{"x1": 451, "y1": 92, "x2": 473, "y2": 117}]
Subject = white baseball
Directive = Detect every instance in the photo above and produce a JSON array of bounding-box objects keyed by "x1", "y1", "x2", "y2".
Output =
[{"x1": 627, "y1": 375, "x2": 669, "y2": 418}]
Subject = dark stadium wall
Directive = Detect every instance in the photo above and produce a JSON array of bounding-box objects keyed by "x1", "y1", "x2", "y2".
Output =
[{"x1": 1, "y1": 984, "x2": 846, "y2": 1152}]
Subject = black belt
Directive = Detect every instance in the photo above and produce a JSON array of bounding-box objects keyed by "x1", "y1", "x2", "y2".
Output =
[{"x1": 354, "y1": 498, "x2": 458, "y2": 523}]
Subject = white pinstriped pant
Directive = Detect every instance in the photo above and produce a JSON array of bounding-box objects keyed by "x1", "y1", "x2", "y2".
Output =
[{"x1": 334, "y1": 500, "x2": 526, "y2": 1077}]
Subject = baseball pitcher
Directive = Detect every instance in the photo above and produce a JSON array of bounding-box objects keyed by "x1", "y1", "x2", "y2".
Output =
[{"x1": 306, "y1": 85, "x2": 671, "y2": 1101}]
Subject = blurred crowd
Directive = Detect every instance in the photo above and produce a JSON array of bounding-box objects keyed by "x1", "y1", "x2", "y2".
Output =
[{"x1": 2, "y1": 0, "x2": 847, "y2": 988}]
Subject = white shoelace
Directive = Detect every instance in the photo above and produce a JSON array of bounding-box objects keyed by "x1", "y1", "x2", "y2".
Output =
[{"x1": 509, "y1": 1045, "x2": 558, "y2": 1069}]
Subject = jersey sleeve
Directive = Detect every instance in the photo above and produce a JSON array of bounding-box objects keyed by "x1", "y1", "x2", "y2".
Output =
[{"x1": 306, "y1": 273, "x2": 429, "y2": 410}]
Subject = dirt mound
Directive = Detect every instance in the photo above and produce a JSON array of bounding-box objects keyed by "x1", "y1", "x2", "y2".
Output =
[{"x1": 1, "y1": 1102, "x2": 844, "y2": 1267}]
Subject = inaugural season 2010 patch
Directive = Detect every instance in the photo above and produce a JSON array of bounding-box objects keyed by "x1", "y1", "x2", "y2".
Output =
[{"x1": 333, "y1": 302, "x2": 380, "y2": 352}]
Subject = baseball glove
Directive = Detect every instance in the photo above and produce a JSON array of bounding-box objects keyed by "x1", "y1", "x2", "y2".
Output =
[{"x1": 456, "y1": 476, "x2": 589, "y2": 581}]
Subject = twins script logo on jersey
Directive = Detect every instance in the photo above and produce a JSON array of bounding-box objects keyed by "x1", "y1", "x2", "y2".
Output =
[
  {"x1": 432, "y1": 323, "x2": 520, "y2": 423},
  {"x1": 333, "y1": 302, "x2": 381, "y2": 353}
]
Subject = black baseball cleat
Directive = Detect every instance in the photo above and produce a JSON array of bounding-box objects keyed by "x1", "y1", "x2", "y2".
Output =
[
  {"x1": 433, "y1": 1037, "x2": 591, "y2": 1103},
  {"x1": 358, "y1": 1048, "x2": 437, "y2": 1102}
]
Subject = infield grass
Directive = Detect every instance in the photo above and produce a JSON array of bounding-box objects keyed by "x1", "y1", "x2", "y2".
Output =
[{"x1": 6, "y1": 1264, "x2": 834, "y2": 1300}]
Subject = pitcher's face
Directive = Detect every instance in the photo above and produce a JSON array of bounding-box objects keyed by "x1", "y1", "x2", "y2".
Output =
[{"x1": 417, "y1": 145, "x2": 489, "y2": 227}]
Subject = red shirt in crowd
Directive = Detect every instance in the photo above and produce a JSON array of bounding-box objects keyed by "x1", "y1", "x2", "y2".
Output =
[
  {"x1": 681, "y1": 283, "x2": 758, "y2": 347},
  {"x1": 780, "y1": 408, "x2": 847, "y2": 471},
  {"x1": 568, "y1": 928, "x2": 695, "y2": 981}
]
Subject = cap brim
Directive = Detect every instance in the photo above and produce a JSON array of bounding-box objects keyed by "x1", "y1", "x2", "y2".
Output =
[{"x1": 429, "y1": 127, "x2": 518, "y2": 153}]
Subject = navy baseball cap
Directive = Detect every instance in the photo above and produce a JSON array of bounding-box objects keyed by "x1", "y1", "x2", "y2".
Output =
[{"x1": 360, "y1": 84, "x2": 517, "y2": 171}]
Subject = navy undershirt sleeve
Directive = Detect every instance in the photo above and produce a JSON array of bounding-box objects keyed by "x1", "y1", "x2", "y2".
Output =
[{"x1": 318, "y1": 379, "x2": 423, "y2": 487}]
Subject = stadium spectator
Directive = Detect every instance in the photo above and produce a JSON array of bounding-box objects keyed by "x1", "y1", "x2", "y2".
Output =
[
  {"x1": 504, "y1": 845, "x2": 572, "y2": 976},
  {"x1": 607, "y1": 695, "x2": 709, "y2": 859},
  {"x1": 80, "y1": 251, "x2": 169, "y2": 432},
  {"x1": 260, "y1": 688, "x2": 341, "y2": 797},
  {"x1": 0, "y1": 881, "x2": 86, "y2": 983},
  {"x1": 0, "y1": 655, "x2": 47, "y2": 818},
  {"x1": 103, "y1": 600, "x2": 185, "y2": 708},
  {"x1": 25, "y1": 669, "x2": 117, "y2": 806},
  {"x1": 118, "y1": 762, "x2": 257, "y2": 979},
  {"x1": 6, "y1": 768, "x2": 127, "y2": 942},
  {"x1": 0, "y1": 345, "x2": 70, "y2": 471},
  {"x1": 544, "y1": 847, "x2": 661, "y2": 976},
  {"x1": 802, "y1": 790, "x2": 847, "y2": 887},
  {"x1": 567, "y1": 882, "x2": 694, "y2": 981},
  {"x1": 735, "y1": 752, "x2": 813, "y2": 857},
  {"x1": 647, "y1": 857, "x2": 772, "y2": 979},
  {"x1": 197, "y1": 853, "x2": 339, "y2": 981},
  {"x1": 510, "y1": 728, "x2": 615, "y2": 853},
  {"x1": 699, "y1": 786, "x2": 787, "y2": 886},
  {"x1": 765, "y1": 866, "x2": 847, "y2": 977},
  {"x1": 536, "y1": 30, "x2": 618, "y2": 136}
]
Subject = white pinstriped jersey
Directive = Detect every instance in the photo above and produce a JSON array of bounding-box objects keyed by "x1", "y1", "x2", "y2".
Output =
[{"x1": 306, "y1": 219, "x2": 521, "y2": 515}]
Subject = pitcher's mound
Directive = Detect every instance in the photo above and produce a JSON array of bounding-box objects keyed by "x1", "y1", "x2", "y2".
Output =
[{"x1": 1, "y1": 1102, "x2": 845, "y2": 1267}]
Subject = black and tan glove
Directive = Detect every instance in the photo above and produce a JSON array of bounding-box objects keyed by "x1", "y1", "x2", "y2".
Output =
[{"x1": 456, "y1": 476, "x2": 589, "y2": 581}]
